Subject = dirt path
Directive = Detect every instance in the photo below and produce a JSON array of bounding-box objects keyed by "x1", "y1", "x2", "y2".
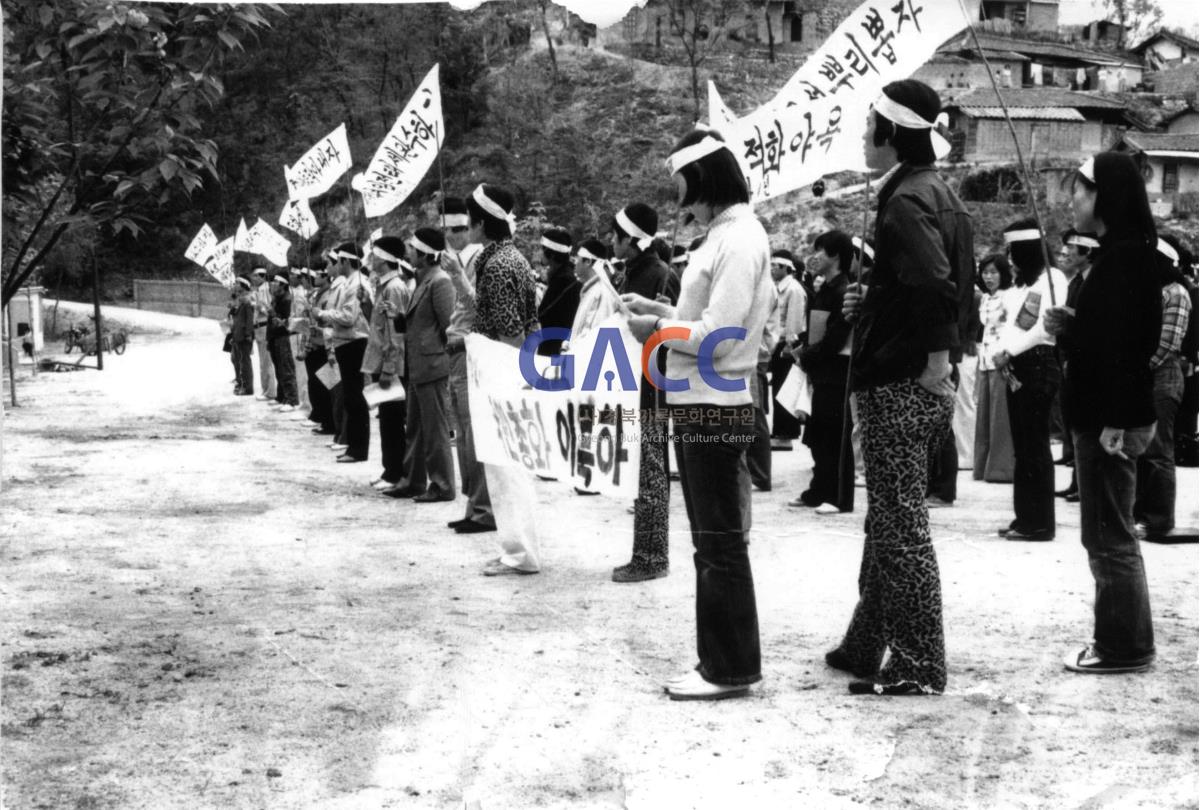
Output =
[{"x1": 2, "y1": 307, "x2": 1197, "y2": 809}]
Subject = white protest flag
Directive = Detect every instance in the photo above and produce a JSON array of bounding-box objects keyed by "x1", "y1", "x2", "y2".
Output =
[
  {"x1": 278, "y1": 198, "x2": 319, "y2": 240},
  {"x1": 359, "y1": 63, "x2": 444, "y2": 219},
  {"x1": 465, "y1": 314, "x2": 642, "y2": 499},
  {"x1": 184, "y1": 223, "x2": 218, "y2": 267},
  {"x1": 284, "y1": 122, "x2": 352, "y2": 202},
  {"x1": 249, "y1": 218, "x2": 292, "y2": 267},
  {"x1": 709, "y1": 0, "x2": 978, "y2": 202},
  {"x1": 233, "y1": 217, "x2": 252, "y2": 252},
  {"x1": 204, "y1": 237, "x2": 236, "y2": 287}
]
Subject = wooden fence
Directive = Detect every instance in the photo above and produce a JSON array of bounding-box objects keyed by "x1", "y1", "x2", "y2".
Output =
[{"x1": 133, "y1": 279, "x2": 230, "y2": 320}]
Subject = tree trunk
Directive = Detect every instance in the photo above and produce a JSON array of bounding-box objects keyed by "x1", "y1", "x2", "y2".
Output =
[
  {"x1": 538, "y1": 0, "x2": 558, "y2": 83},
  {"x1": 764, "y1": 1, "x2": 775, "y2": 63}
]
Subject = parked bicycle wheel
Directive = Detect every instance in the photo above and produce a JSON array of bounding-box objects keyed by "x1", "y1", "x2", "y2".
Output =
[{"x1": 113, "y1": 332, "x2": 127, "y2": 355}]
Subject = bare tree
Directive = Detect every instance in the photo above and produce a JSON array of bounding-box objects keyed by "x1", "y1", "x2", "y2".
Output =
[
  {"x1": 762, "y1": 0, "x2": 775, "y2": 63},
  {"x1": 536, "y1": 0, "x2": 558, "y2": 82},
  {"x1": 1105, "y1": 0, "x2": 1163, "y2": 49},
  {"x1": 664, "y1": 0, "x2": 737, "y2": 119}
]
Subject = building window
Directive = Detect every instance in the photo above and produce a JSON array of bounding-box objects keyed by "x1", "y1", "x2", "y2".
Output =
[
  {"x1": 789, "y1": 13, "x2": 803, "y2": 42},
  {"x1": 1163, "y1": 162, "x2": 1179, "y2": 194}
]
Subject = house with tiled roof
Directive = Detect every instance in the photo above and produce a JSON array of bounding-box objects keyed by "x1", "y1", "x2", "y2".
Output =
[
  {"x1": 926, "y1": 32, "x2": 1145, "y2": 92},
  {"x1": 1113, "y1": 130, "x2": 1200, "y2": 216},
  {"x1": 1130, "y1": 29, "x2": 1199, "y2": 70},
  {"x1": 941, "y1": 87, "x2": 1131, "y2": 162}
]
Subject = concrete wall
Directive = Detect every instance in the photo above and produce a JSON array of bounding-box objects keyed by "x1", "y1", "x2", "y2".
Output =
[
  {"x1": 914, "y1": 59, "x2": 1019, "y2": 89},
  {"x1": 1027, "y1": 2, "x2": 1058, "y2": 32},
  {"x1": 965, "y1": 118, "x2": 1091, "y2": 161},
  {"x1": 133, "y1": 280, "x2": 230, "y2": 321},
  {"x1": 1144, "y1": 157, "x2": 1200, "y2": 196}
]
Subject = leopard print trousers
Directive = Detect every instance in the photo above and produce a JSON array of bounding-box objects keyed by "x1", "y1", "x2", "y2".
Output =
[{"x1": 833, "y1": 378, "x2": 955, "y2": 693}]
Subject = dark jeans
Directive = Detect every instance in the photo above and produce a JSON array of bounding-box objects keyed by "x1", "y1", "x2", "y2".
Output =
[
  {"x1": 805, "y1": 370, "x2": 854, "y2": 511},
  {"x1": 334, "y1": 339, "x2": 369, "y2": 459},
  {"x1": 378, "y1": 389, "x2": 408, "y2": 485},
  {"x1": 269, "y1": 334, "x2": 299, "y2": 406},
  {"x1": 746, "y1": 367, "x2": 772, "y2": 491},
  {"x1": 769, "y1": 343, "x2": 801, "y2": 440},
  {"x1": 305, "y1": 345, "x2": 333, "y2": 431},
  {"x1": 232, "y1": 340, "x2": 254, "y2": 394},
  {"x1": 1136, "y1": 357, "x2": 1183, "y2": 533},
  {"x1": 927, "y1": 426, "x2": 958, "y2": 503},
  {"x1": 671, "y1": 404, "x2": 761, "y2": 686},
  {"x1": 1006, "y1": 347, "x2": 1060, "y2": 534},
  {"x1": 1073, "y1": 425, "x2": 1156, "y2": 664}
]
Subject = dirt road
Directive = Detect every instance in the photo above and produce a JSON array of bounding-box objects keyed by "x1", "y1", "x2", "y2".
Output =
[{"x1": 2, "y1": 305, "x2": 1197, "y2": 809}]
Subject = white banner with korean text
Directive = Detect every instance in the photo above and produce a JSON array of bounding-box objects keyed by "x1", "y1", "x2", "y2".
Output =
[
  {"x1": 204, "y1": 237, "x2": 236, "y2": 288},
  {"x1": 279, "y1": 198, "x2": 319, "y2": 240},
  {"x1": 184, "y1": 223, "x2": 218, "y2": 267},
  {"x1": 708, "y1": 0, "x2": 976, "y2": 202},
  {"x1": 466, "y1": 316, "x2": 643, "y2": 499},
  {"x1": 285, "y1": 122, "x2": 352, "y2": 202},
  {"x1": 355, "y1": 64, "x2": 444, "y2": 219}
]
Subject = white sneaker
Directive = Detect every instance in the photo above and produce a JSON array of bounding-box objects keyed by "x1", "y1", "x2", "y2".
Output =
[
  {"x1": 370, "y1": 478, "x2": 393, "y2": 491},
  {"x1": 254, "y1": 394, "x2": 270, "y2": 401},
  {"x1": 815, "y1": 503, "x2": 842, "y2": 515},
  {"x1": 665, "y1": 670, "x2": 751, "y2": 701},
  {"x1": 277, "y1": 405, "x2": 296, "y2": 413},
  {"x1": 329, "y1": 443, "x2": 349, "y2": 451}
]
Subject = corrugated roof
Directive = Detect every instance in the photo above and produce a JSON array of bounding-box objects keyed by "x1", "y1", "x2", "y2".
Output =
[
  {"x1": 959, "y1": 106, "x2": 1085, "y2": 121},
  {"x1": 944, "y1": 87, "x2": 1128, "y2": 110},
  {"x1": 1120, "y1": 132, "x2": 1200, "y2": 153},
  {"x1": 946, "y1": 33, "x2": 1132, "y2": 66}
]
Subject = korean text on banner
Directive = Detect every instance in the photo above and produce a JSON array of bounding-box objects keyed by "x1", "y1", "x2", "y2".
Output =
[
  {"x1": 358, "y1": 63, "x2": 444, "y2": 219},
  {"x1": 709, "y1": 0, "x2": 975, "y2": 202},
  {"x1": 204, "y1": 237, "x2": 236, "y2": 288},
  {"x1": 284, "y1": 122, "x2": 352, "y2": 202},
  {"x1": 465, "y1": 316, "x2": 642, "y2": 499},
  {"x1": 233, "y1": 217, "x2": 252, "y2": 252},
  {"x1": 249, "y1": 218, "x2": 292, "y2": 267},
  {"x1": 279, "y1": 198, "x2": 319, "y2": 240},
  {"x1": 184, "y1": 224, "x2": 218, "y2": 267}
]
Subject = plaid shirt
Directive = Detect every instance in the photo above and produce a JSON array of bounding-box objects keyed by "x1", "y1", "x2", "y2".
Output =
[{"x1": 1152, "y1": 282, "x2": 1192, "y2": 368}]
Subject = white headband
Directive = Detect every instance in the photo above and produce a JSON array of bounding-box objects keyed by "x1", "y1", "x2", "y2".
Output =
[
  {"x1": 671, "y1": 252, "x2": 689, "y2": 265},
  {"x1": 235, "y1": 277, "x2": 252, "y2": 289},
  {"x1": 1066, "y1": 234, "x2": 1100, "y2": 250},
  {"x1": 373, "y1": 244, "x2": 402, "y2": 265},
  {"x1": 408, "y1": 235, "x2": 441, "y2": 260},
  {"x1": 272, "y1": 274, "x2": 289, "y2": 284},
  {"x1": 616, "y1": 208, "x2": 654, "y2": 251},
  {"x1": 576, "y1": 247, "x2": 603, "y2": 263},
  {"x1": 770, "y1": 257, "x2": 796, "y2": 272},
  {"x1": 398, "y1": 258, "x2": 415, "y2": 273},
  {"x1": 332, "y1": 249, "x2": 359, "y2": 261},
  {"x1": 1078, "y1": 156, "x2": 1096, "y2": 183},
  {"x1": 472, "y1": 185, "x2": 516, "y2": 235},
  {"x1": 873, "y1": 93, "x2": 952, "y2": 160},
  {"x1": 1004, "y1": 228, "x2": 1043, "y2": 245},
  {"x1": 441, "y1": 213, "x2": 469, "y2": 229},
  {"x1": 851, "y1": 236, "x2": 875, "y2": 260},
  {"x1": 665, "y1": 135, "x2": 726, "y2": 175},
  {"x1": 541, "y1": 236, "x2": 572, "y2": 254},
  {"x1": 1157, "y1": 238, "x2": 1179, "y2": 264}
]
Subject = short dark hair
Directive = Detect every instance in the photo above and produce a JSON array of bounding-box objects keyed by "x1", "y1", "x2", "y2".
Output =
[
  {"x1": 771, "y1": 248, "x2": 797, "y2": 272},
  {"x1": 1156, "y1": 233, "x2": 1187, "y2": 286},
  {"x1": 1076, "y1": 152, "x2": 1156, "y2": 248},
  {"x1": 813, "y1": 229, "x2": 854, "y2": 273},
  {"x1": 978, "y1": 253, "x2": 1013, "y2": 292},
  {"x1": 577, "y1": 238, "x2": 609, "y2": 260},
  {"x1": 669, "y1": 129, "x2": 749, "y2": 209},
  {"x1": 466, "y1": 184, "x2": 516, "y2": 241},
  {"x1": 873, "y1": 80, "x2": 942, "y2": 165},
  {"x1": 1003, "y1": 217, "x2": 1046, "y2": 286},
  {"x1": 1061, "y1": 228, "x2": 1097, "y2": 261}
]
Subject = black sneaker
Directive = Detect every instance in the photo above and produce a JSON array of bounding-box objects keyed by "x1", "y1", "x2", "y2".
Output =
[
  {"x1": 1063, "y1": 645, "x2": 1152, "y2": 674},
  {"x1": 611, "y1": 563, "x2": 668, "y2": 583}
]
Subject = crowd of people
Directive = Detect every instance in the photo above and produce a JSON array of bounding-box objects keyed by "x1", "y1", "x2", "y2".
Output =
[{"x1": 220, "y1": 77, "x2": 1196, "y2": 700}]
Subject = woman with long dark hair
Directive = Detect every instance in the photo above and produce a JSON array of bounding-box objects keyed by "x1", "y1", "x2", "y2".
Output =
[
  {"x1": 827, "y1": 79, "x2": 976, "y2": 696},
  {"x1": 1044, "y1": 152, "x2": 1161, "y2": 674},
  {"x1": 622, "y1": 128, "x2": 774, "y2": 700},
  {"x1": 973, "y1": 254, "x2": 1015, "y2": 483}
]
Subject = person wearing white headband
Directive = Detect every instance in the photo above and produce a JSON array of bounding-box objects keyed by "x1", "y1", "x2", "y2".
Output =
[
  {"x1": 536, "y1": 228, "x2": 581, "y2": 358},
  {"x1": 458, "y1": 183, "x2": 542, "y2": 571},
  {"x1": 567, "y1": 238, "x2": 619, "y2": 352},
  {"x1": 266, "y1": 269, "x2": 300, "y2": 413},
  {"x1": 626, "y1": 126, "x2": 772, "y2": 700},
  {"x1": 992, "y1": 218, "x2": 1069, "y2": 543},
  {"x1": 384, "y1": 227, "x2": 457, "y2": 504},
  {"x1": 313, "y1": 240, "x2": 373, "y2": 463},
  {"x1": 302, "y1": 262, "x2": 338, "y2": 438},
  {"x1": 438, "y1": 196, "x2": 491, "y2": 530},
  {"x1": 230, "y1": 277, "x2": 257, "y2": 397},
  {"x1": 1045, "y1": 151, "x2": 1163, "y2": 674},
  {"x1": 831, "y1": 79, "x2": 976, "y2": 698},
  {"x1": 250, "y1": 267, "x2": 278, "y2": 403},
  {"x1": 609, "y1": 202, "x2": 680, "y2": 585},
  {"x1": 357, "y1": 235, "x2": 411, "y2": 490},
  {"x1": 1134, "y1": 232, "x2": 1194, "y2": 543},
  {"x1": 285, "y1": 268, "x2": 313, "y2": 418},
  {"x1": 768, "y1": 248, "x2": 807, "y2": 450}
]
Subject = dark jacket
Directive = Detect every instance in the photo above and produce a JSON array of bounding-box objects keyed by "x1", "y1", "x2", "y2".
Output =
[
  {"x1": 852, "y1": 164, "x2": 975, "y2": 391},
  {"x1": 267, "y1": 289, "x2": 293, "y2": 340},
  {"x1": 1059, "y1": 234, "x2": 1160, "y2": 431},
  {"x1": 800, "y1": 273, "x2": 852, "y2": 385},
  {"x1": 619, "y1": 250, "x2": 680, "y2": 306},
  {"x1": 537, "y1": 267, "x2": 582, "y2": 356},
  {"x1": 231, "y1": 296, "x2": 256, "y2": 343},
  {"x1": 406, "y1": 267, "x2": 457, "y2": 385}
]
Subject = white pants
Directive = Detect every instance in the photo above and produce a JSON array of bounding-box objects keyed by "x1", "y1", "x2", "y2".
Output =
[
  {"x1": 291, "y1": 335, "x2": 310, "y2": 410},
  {"x1": 486, "y1": 462, "x2": 542, "y2": 572}
]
